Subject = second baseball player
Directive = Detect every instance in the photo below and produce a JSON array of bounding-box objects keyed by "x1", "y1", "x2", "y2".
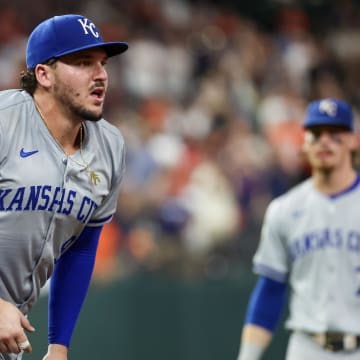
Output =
[{"x1": 237, "y1": 98, "x2": 360, "y2": 359}]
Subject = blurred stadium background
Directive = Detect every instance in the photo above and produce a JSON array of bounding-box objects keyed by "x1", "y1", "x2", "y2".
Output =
[{"x1": 3, "y1": 0, "x2": 360, "y2": 358}]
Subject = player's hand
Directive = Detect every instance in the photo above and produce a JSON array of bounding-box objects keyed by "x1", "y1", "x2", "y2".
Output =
[
  {"x1": 0, "y1": 297, "x2": 35, "y2": 354},
  {"x1": 42, "y1": 344, "x2": 68, "y2": 360}
]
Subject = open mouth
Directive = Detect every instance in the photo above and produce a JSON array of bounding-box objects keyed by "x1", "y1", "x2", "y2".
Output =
[{"x1": 90, "y1": 87, "x2": 105, "y2": 102}]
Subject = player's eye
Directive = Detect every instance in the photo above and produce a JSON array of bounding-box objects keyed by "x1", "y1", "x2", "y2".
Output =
[
  {"x1": 78, "y1": 60, "x2": 92, "y2": 67},
  {"x1": 328, "y1": 133, "x2": 343, "y2": 144},
  {"x1": 307, "y1": 130, "x2": 343, "y2": 144}
]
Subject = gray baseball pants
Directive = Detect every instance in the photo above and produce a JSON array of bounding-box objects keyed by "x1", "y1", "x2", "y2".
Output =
[{"x1": 0, "y1": 353, "x2": 22, "y2": 360}]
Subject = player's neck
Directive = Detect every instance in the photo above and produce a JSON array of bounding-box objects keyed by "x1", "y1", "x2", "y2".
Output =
[
  {"x1": 312, "y1": 167, "x2": 357, "y2": 195},
  {"x1": 33, "y1": 94, "x2": 82, "y2": 156}
]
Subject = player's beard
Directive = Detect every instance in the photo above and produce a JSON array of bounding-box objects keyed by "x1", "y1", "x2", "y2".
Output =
[
  {"x1": 312, "y1": 152, "x2": 345, "y2": 177},
  {"x1": 67, "y1": 100, "x2": 103, "y2": 122},
  {"x1": 311, "y1": 158, "x2": 335, "y2": 175},
  {"x1": 54, "y1": 80, "x2": 103, "y2": 122},
  {"x1": 317, "y1": 166, "x2": 333, "y2": 177}
]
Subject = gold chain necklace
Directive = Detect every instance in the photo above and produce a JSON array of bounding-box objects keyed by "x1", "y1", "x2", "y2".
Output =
[{"x1": 35, "y1": 102, "x2": 100, "y2": 185}]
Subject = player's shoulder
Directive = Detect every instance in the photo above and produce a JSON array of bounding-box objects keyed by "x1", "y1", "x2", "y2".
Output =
[
  {"x1": 0, "y1": 89, "x2": 32, "y2": 111},
  {"x1": 86, "y1": 118, "x2": 124, "y2": 147},
  {"x1": 281, "y1": 178, "x2": 312, "y2": 200},
  {"x1": 267, "y1": 178, "x2": 312, "y2": 213},
  {"x1": 97, "y1": 118, "x2": 123, "y2": 138},
  {"x1": 84, "y1": 118, "x2": 125, "y2": 169}
]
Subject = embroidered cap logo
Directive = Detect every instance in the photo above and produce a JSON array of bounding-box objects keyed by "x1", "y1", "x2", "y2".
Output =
[
  {"x1": 77, "y1": 18, "x2": 100, "y2": 38},
  {"x1": 319, "y1": 99, "x2": 337, "y2": 117}
]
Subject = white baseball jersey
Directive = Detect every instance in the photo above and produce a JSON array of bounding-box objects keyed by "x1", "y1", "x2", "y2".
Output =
[
  {"x1": 253, "y1": 176, "x2": 360, "y2": 334},
  {"x1": 0, "y1": 89, "x2": 125, "y2": 314}
]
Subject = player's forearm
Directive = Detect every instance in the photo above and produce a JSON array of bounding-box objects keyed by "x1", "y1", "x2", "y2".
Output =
[
  {"x1": 236, "y1": 276, "x2": 287, "y2": 359},
  {"x1": 42, "y1": 343, "x2": 68, "y2": 360},
  {"x1": 48, "y1": 226, "x2": 102, "y2": 346},
  {"x1": 237, "y1": 324, "x2": 273, "y2": 360}
]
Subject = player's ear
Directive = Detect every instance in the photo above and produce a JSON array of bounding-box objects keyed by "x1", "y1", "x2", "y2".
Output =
[
  {"x1": 301, "y1": 130, "x2": 311, "y2": 154},
  {"x1": 348, "y1": 132, "x2": 360, "y2": 152},
  {"x1": 34, "y1": 64, "x2": 53, "y2": 88}
]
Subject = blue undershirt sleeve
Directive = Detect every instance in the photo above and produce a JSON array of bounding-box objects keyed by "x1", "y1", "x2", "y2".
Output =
[
  {"x1": 244, "y1": 275, "x2": 287, "y2": 332},
  {"x1": 48, "y1": 225, "x2": 103, "y2": 347}
]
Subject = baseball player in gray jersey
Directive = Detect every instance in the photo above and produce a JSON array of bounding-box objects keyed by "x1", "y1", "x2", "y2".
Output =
[
  {"x1": 236, "y1": 98, "x2": 360, "y2": 359},
  {"x1": 0, "y1": 14, "x2": 128, "y2": 360}
]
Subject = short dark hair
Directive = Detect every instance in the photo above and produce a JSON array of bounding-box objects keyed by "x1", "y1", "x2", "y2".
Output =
[{"x1": 20, "y1": 69, "x2": 37, "y2": 95}]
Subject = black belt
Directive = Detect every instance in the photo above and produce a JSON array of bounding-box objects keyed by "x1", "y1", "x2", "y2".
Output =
[{"x1": 307, "y1": 332, "x2": 360, "y2": 352}]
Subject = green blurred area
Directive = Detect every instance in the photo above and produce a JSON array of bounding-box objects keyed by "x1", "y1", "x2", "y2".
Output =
[{"x1": 25, "y1": 268, "x2": 288, "y2": 360}]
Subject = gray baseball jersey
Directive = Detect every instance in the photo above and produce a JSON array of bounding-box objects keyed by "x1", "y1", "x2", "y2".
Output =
[
  {"x1": 253, "y1": 176, "x2": 360, "y2": 333},
  {"x1": 0, "y1": 89, "x2": 125, "y2": 314}
]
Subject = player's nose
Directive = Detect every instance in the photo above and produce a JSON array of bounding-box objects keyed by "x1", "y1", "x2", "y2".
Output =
[
  {"x1": 318, "y1": 131, "x2": 331, "y2": 140},
  {"x1": 93, "y1": 62, "x2": 108, "y2": 82}
]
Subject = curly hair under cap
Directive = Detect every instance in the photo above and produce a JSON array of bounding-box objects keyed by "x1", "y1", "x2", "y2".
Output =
[{"x1": 20, "y1": 58, "x2": 57, "y2": 96}]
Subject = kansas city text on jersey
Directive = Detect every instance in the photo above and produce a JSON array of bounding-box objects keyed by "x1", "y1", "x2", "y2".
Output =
[
  {"x1": 0, "y1": 185, "x2": 97, "y2": 223},
  {"x1": 290, "y1": 227, "x2": 360, "y2": 261}
]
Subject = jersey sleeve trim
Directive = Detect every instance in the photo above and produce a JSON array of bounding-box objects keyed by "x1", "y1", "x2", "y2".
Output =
[
  {"x1": 87, "y1": 214, "x2": 113, "y2": 226},
  {"x1": 253, "y1": 263, "x2": 287, "y2": 283}
]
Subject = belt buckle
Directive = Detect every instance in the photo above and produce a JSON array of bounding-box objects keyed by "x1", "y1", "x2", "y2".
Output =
[
  {"x1": 324, "y1": 340, "x2": 335, "y2": 352},
  {"x1": 326, "y1": 333, "x2": 343, "y2": 352},
  {"x1": 310, "y1": 332, "x2": 358, "y2": 352},
  {"x1": 316, "y1": 333, "x2": 326, "y2": 345},
  {"x1": 313, "y1": 333, "x2": 326, "y2": 347},
  {"x1": 344, "y1": 334, "x2": 357, "y2": 351}
]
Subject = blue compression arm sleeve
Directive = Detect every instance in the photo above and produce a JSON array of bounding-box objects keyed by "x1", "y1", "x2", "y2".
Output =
[
  {"x1": 244, "y1": 275, "x2": 287, "y2": 332},
  {"x1": 48, "y1": 226, "x2": 103, "y2": 346}
]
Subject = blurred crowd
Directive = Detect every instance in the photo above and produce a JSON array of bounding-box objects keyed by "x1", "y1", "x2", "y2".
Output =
[{"x1": 2, "y1": 0, "x2": 360, "y2": 281}]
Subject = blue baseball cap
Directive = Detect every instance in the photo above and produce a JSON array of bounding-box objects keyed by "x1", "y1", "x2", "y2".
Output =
[
  {"x1": 26, "y1": 14, "x2": 128, "y2": 69},
  {"x1": 304, "y1": 98, "x2": 353, "y2": 131}
]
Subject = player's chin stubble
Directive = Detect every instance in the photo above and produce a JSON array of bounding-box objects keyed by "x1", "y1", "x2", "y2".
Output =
[
  {"x1": 70, "y1": 102, "x2": 103, "y2": 122},
  {"x1": 55, "y1": 82, "x2": 103, "y2": 122}
]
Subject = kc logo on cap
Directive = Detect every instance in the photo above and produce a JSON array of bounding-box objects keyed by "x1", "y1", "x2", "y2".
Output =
[
  {"x1": 319, "y1": 99, "x2": 337, "y2": 117},
  {"x1": 77, "y1": 18, "x2": 100, "y2": 38},
  {"x1": 26, "y1": 14, "x2": 128, "y2": 69}
]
